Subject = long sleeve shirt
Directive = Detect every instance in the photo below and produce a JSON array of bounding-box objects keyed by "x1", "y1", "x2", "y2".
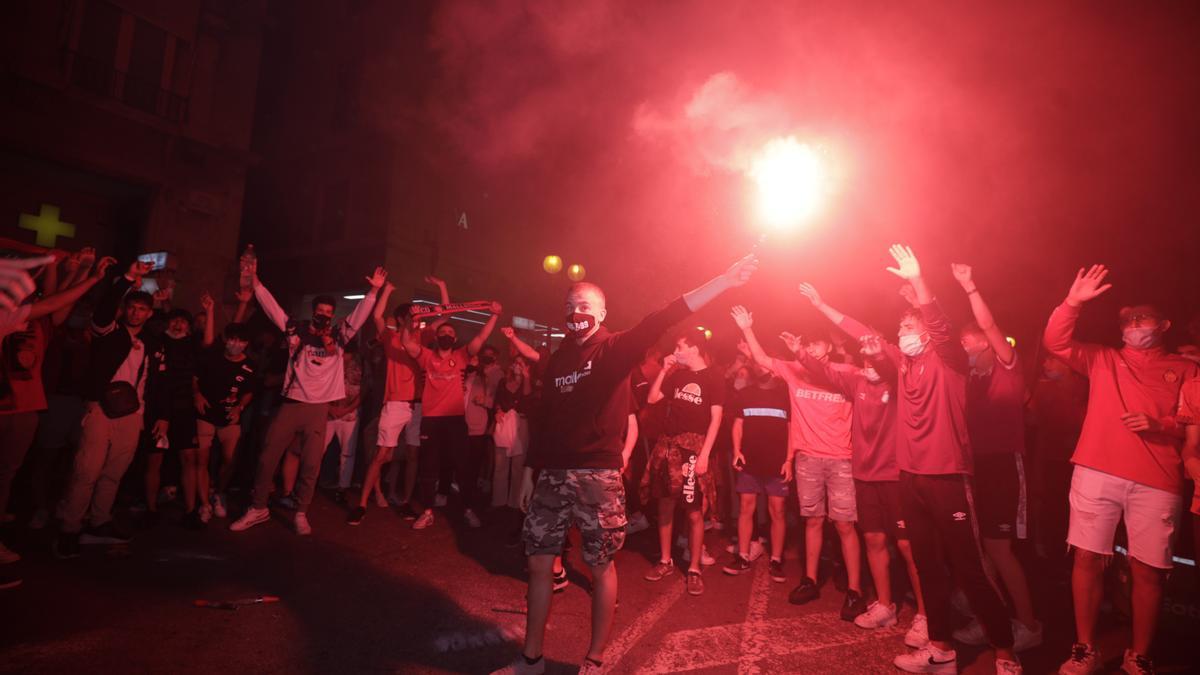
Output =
[
  {"x1": 838, "y1": 300, "x2": 972, "y2": 475},
  {"x1": 1043, "y1": 302, "x2": 1197, "y2": 493},
  {"x1": 528, "y1": 297, "x2": 692, "y2": 470},
  {"x1": 253, "y1": 282, "x2": 376, "y2": 404}
]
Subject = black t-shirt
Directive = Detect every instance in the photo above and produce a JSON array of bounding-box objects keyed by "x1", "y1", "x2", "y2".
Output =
[
  {"x1": 663, "y1": 367, "x2": 725, "y2": 436},
  {"x1": 196, "y1": 350, "x2": 260, "y2": 426},
  {"x1": 732, "y1": 384, "x2": 790, "y2": 476},
  {"x1": 163, "y1": 334, "x2": 200, "y2": 413}
]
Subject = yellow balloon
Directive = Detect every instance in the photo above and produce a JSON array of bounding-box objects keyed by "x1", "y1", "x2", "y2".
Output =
[
  {"x1": 567, "y1": 263, "x2": 586, "y2": 281},
  {"x1": 543, "y1": 255, "x2": 563, "y2": 274}
]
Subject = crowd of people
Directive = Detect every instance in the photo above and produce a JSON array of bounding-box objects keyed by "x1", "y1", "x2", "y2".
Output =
[{"x1": 1, "y1": 242, "x2": 1197, "y2": 675}]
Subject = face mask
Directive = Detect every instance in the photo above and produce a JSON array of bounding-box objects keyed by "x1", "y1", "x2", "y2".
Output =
[
  {"x1": 166, "y1": 328, "x2": 188, "y2": 340},
  {"x1": 565, "y1": 312, "x2": 596, "y2": 339},
  {"x1": 733, "y1": 378, "x2": 748, "y2": 390},
  {"x1": 898, "y1": 333, "x2": 927, "y2": 357},
  {"x1": 1122, "y1": 326, "x2": 1160, "y2": 350},
  {"x1": 311, "y1": 315, "x2": 332, "y2": 330},
  {"x1": 436, "y1": 335, "x2": 456, "y2": 351},
  {"x1": 226, "y1": 342, "x2": 246, "y2": 357},
  {"x1": 862, "y1": 367, "x2": 881, "y2": 383}
]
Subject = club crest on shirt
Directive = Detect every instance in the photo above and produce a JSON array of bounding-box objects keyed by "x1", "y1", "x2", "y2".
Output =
[
  {"x1": 1164, "y1": 370, "x2": 1178, "y2": 384},
  {"x1": 675, "y1": 382, "x2": 703, "y2": 405}
]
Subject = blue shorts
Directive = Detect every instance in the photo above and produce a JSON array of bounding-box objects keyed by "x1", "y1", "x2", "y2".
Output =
[{"x1": 736, "y1": 471, "x2": 790, "y2": 498}]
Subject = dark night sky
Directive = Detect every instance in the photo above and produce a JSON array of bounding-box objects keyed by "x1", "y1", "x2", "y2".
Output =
[{"x1": 339, "y1": 0, "x2": 1200, "y2": 357}]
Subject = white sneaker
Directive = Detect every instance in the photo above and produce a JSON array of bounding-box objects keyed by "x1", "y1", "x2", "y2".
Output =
[
  {"x1": 413, "y1": 509, "x2": 434, "y2": 530},
  {"x1": 853, "y1": 601, "x2": 897, "y2": 629},
  {"x1": 996, "y1": 658, "x2": 1023, "y2": 675},
  {"x1": 905, "y1": 614, "x2": 930, "y2": 648},
  {"x1": 681, "y1": 544, "x2": 715, "y2": 566},
  {"x1": 28, "y1": 508, "x2": 49, "y2": 530},
  {"x1": 1013, "y1": 620, "x2": 1043, "y2": 652},
  {"x1": 1120, "y1": 649, "x2": 1154, "y2": 675},
  {"x1": 1058, "y1": 643, "x2": 1101, "y2": 675},
  {"x1": 230, "y1": 507, "x2": 270, "y2": 532},
  {"x1": 952, "y1": 617, "x2": 988, "y2": 645},
  {"x1": 626, "y1": 511, "x2": 650, "y2": 534},
  {"x1": 488, "y1": 657, "x2": 545, "y2": 675},
  {"x1": 434, "y1": 494, "x2": 448, "y2": 507},
  {"x1": 211, "y1": 494, "x2": 227, "y2": 519},
  {"x1": 198, "y1": 504, "x2": 213, "y2": 524},
  {"x1": 0, "y1": 542, "x2": 19, "y2": 564},
  {"x1": 464, "y1": 509, "x2": 482, "y2": 528},
  {"x1": 293, "y1": 512, "x2": 312, "y2": 536},
  {"x1": 893, "y1": 644, "x2": 957, "y2": 673}
]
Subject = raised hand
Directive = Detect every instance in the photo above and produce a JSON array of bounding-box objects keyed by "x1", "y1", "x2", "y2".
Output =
[
  {"x1": 235, "y1": 286, "x2": 253, "y2": 304},
  {"x1": 490, "y1": 300, "x2": 503, "y2": 315},
  {"x1": 383, "y1": 281, "x2": 396, "y2": 295},
  {"x1": 723, "y1": 254, "x2": 759, "y2": 287},
  {"x1": 950, "y1": 263, "x2": 974, "y2": 290},
  {"x1": 365, "y1": 266, "x2": 387, "y2": 289},
  {"x1": 93, "y1": 256, "x2": 117, "y2": 278},
  {"x1": 200, "y1": 291, "x2": 214, "y2": 312},
  {"x1": 730, "y1": 305, "x2": 753, "y2": 330},
  {"x1": 152, "y1": 287, "x2": 171, "y2": 305},
  {"x1": 0, "y1": 260, "x2": 39, "y2": 312},
  {"x1": 798, "y1": 282, "x2": 823, "y2": 307},
  {"x1": 859, "y1": 334, "x2": 884, "y2": 356},
  {"x1": 898, "y1": 283, "x2": 919, "y2": 308},
  {"x1": 424, "y1": 275, "x2": 446, "y2": 287},
  {"x1": 1066, "y1": 264, "x2": 1113, "y2": 306},
  {"x1": 779, "y1": 331, "x2": 802, "y2": 354},
  {"x1": 500, "y1": 326, "x2": 516, "y2": 340},
  {"x1": 127, "y1": 259, "x2": 153, "y2": 280},
  {"x1": 885, "y1": 244, "x2": 921, "y2": 280}
]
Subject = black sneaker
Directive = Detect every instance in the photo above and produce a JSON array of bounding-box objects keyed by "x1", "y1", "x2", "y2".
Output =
[
  {"x1": 553, "y1": 568, "x2": 569, "y2": 592},
  {"x1": 840, "y1": 589, "x2": 867, "y2": 621},
  {"x1": 788, "y1": 576, "x2": 819, "y2": 605},
  {"x1": 347, "y1": 506, "x2": 366, "y2": 525},
  {"x1": 80, "y1": 522, "x2": 133, "y2": 545},
  {"x1": 398, "y1": 503, "x2": 419, "y2": 521},
  {"x1": 723, "y1": 555, "x2": 752, "y2": 576},
  {"x1": 53, "y1": 532, "x2": 81, "y2": 559},
  {"x1": 768, "y1": 559, "x2": 786, "y2": 583}
]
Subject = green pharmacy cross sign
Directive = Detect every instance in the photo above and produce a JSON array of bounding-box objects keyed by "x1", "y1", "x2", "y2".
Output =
[{"x1": 19, "y1": 204, "x2": 76, "y2": 247}]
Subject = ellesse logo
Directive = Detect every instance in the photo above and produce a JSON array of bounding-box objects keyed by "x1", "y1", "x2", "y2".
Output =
[{"x1": 675, "y1": 382, "x2": 703, "y2": 405}]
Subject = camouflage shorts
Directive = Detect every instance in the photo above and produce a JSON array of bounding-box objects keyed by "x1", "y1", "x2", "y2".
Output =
[
  {"x1": 523, "y1": 469, "x2": 627, "y2": 567},
  {"x1": 642, "y1": 432, "x2": 715, "y2": 514}
]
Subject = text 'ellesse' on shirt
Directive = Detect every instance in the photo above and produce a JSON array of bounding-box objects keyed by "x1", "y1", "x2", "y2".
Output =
[{"x1": 663, "y1": 367, "x2": 725, "y2": 436}]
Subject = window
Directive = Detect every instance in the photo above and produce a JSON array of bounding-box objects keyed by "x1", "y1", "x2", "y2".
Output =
[
  {"x1": 124, "y1": 18, "x2": 166, "y2": 114},
  {"x1": 73, "y1": 0, "x2": 121, "y2": 95}
]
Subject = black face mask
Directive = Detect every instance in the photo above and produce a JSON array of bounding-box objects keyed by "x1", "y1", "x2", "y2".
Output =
[
  {"x1": 436, "y1": 335, "x2": 456, "y2": 351},
  {"x1": 311, "y1": 315, "x2": 332, "y2": 330},
  {"x1": 565, "y1": 312, "x2": 596, "y2": 339}
]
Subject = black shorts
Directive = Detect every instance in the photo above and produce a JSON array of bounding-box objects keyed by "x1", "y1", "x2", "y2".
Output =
[
  {"x1": 855, "y1": 479, "x2": 908, "y2": 540},
  {"x1": 154, "y1": 412, "x2": 199, "y2": 453},
  {"x1": 972, "y1": 453, "x2": 1026, "y2": 540}
]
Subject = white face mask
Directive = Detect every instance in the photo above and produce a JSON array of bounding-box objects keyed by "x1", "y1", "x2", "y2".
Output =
[
  {"x1": 898, "y1": 333, "x2": 927, "y2": 357},
  {"x1": 1122, "y1": 326, "x2": 1160, "y2": 350},
  {"x1": 733, "y1": 378, "x2": 748, "y2": 390}
]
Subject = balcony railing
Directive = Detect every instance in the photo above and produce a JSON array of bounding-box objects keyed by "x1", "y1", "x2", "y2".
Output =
[{"x1": 66, "y1": 50, "x2": 189, "y2": 124}]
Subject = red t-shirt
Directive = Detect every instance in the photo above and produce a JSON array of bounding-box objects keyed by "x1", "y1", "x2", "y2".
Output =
[
  {"x1": 966, "y1": 353, "x2": 1027, "y2": 456},
  {"x1": 838, "y1": 302, "x2": 973, "y2": 476},
  {"x1": 1044, "y1": 302, "x2": 1198, "y2": 494},
  {"x1": 798, "y1": 353, "x2": 898, "y2": 481},
  {"x1": 418, "y1": 346, "x2": 468, "y2": 417},
  {"x1": 1172, "y1": 378, "x2": 1200, "y2": 515},
  {"x1": 378, "y1": 327, "x2": 422, "y2": 402},
  {"x1": 770, "y1": 358, "x2": 852, "y2": 460}
]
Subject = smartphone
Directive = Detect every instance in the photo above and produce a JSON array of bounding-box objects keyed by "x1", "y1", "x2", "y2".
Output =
[{"x1": 137, "y1": 251, "x2": 169, "y2": 272}]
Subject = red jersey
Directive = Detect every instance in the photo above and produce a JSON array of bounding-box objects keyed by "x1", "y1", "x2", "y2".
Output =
[
  {"x1": 1043, "y1": 302, "x2": 1198, "y2": 494},
  {"x1": 966, "y1": 353, "x2": 1027, "y2": 456},
  {"x1": 839, "y1": 301, "x2": 972, "y2": 475},
  {"x1": 770, "y1": 358, "x2": 852, "y2": 460},
  {"x1": 798, "y1": 352, "x2": 898, "y2": 481},
  {"x1": 418, "y1": 346, "x2": 469, "y2": 417}
]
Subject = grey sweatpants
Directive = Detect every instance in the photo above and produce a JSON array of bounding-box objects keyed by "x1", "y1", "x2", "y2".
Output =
[{"x1": 251, "y1": 401, "x2": 329, "y2": 511}]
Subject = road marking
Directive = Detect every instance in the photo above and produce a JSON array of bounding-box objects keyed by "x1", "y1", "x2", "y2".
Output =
[
  {"x1": 737, "y1": 562, "x2": 773, "y2": 674},
  {"x1": 606, "y1": 578, "x2": 687, "y2": 672}
]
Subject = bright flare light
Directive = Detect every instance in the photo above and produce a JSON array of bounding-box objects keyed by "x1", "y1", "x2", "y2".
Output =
[{"x1": 750, "y1": 137, "x2": 827, "y2": 231}]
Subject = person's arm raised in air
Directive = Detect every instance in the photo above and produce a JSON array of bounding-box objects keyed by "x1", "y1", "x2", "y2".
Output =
[
  {"x1": 501, "y1": 326, "x2": 541, "y2": 363},
  {"x1": 339, "y1": 267, "x2": 385, "y2": 340},
  {"x1": 200, "y1": 291, "x2": 216, "y2": 347},
  {"x1": 30, "y1": 256, "x2": 116, "y2": 322},
  {"x1": 372, "y1": 281, "x2": 395, "y2": 337},
  {"x1": 232, "y1": 286, "x2": 253, "y2": 324},
  {"x1": 885, "y1": 244, "x2": 963, "y2": 366},
  {"x1": 92, "y1": 259, "x2": 150, "y2": 336},
  {"x1": 796, "y1": 282, "x2": 897, "y2": 367},
  {"x1": 1042, "y1": 264, "x2": 1113, "y2": 375},
  {"x1": 730, "y1": 305, "x2": 775, "y2": 371},
  {"x1": 951, "y1": 263, "x2": 1014, "y2": 365},
  {"x1": 646, "y1": 355, "x2": 676, "y2": 405},
  {"x1": 424, "y1": 275, "x2": 452, "y2": 333},
  {"x1": 609, "y1": 254, "x2": 758, "y2": 372},
  {"x1": 780, "y1": 330, "x2": 857, "y2": 395},
  {"x1": 465, "y1": 301, "x2": 502, "y2": 356},
  {"x1": 247, "y1": 257, "x2": 289, "y2": 332}
]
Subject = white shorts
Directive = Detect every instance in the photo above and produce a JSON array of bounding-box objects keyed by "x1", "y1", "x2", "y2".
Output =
[
  {"x1": 376, "y1": 401, "x2": 414, "y2": 448},
  {"x1": 1067, "y1": 465, "x2": 1182, "y2": 569}
]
